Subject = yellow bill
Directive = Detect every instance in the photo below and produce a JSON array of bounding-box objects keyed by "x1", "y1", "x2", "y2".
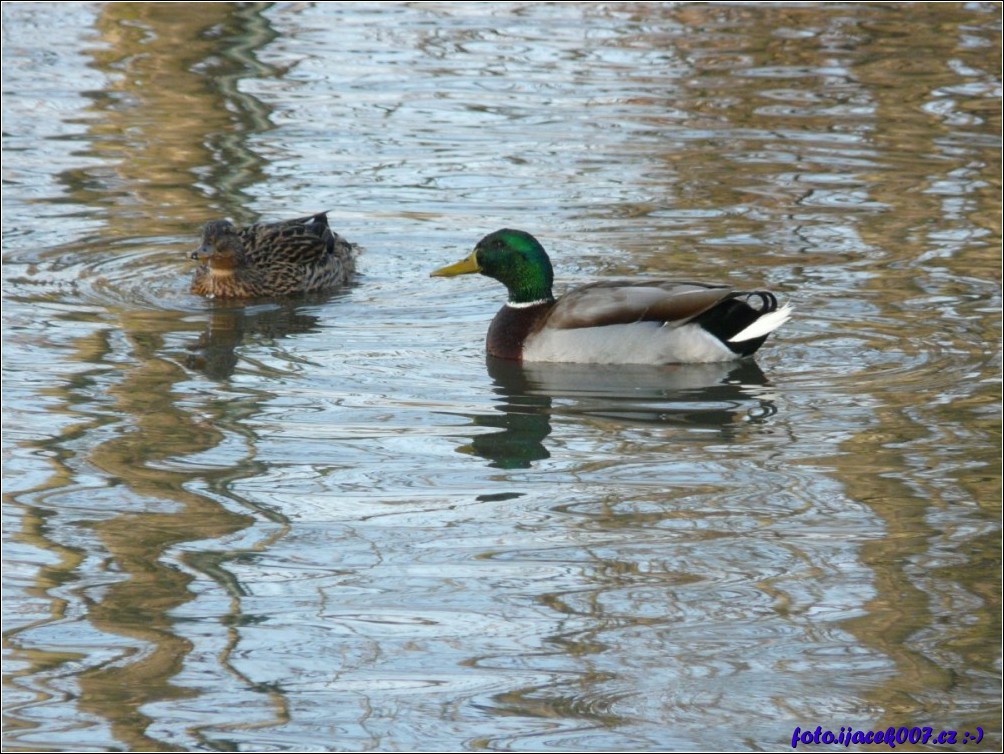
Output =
[{"x1": 430, "y1": 251, "x2": 480, "y2": 277}]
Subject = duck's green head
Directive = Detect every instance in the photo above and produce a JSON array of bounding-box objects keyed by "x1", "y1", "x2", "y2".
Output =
[{"x1": 431, "y1": 229, "x2": 555, "y2": 305}]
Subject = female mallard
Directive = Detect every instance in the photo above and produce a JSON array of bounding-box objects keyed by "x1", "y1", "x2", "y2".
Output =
[
  {"x1": 190, "y1": 212, "x2": 357, "y2": 299},
  {"x1": 431, "y1": 229, "x2": 791, "y2": 364}
]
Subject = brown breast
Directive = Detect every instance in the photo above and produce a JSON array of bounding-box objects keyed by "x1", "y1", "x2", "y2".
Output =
[{"x1": 485, "y1": 302, "x2": 555, "y2": 361}]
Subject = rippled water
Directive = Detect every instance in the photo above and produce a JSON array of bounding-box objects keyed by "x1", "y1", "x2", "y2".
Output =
[{"x1": 3, "y1": 2, "x2": 1000, "y2": 751}]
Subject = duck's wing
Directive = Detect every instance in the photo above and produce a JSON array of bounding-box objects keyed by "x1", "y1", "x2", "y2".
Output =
[
  {"x1": 545, "y1": 280, "x2": 736, "y2": 330},
  {"x1": 239, "y1": 213, "x2": 352, "y2": 267},
  {"x1": 282, "y1": 212, "x2": 329, "y2": 228}
]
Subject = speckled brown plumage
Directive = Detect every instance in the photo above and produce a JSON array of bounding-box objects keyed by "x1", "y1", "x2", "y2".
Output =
[{"x1": 190, "y1": 213, "x2": 357, "y2": 299}]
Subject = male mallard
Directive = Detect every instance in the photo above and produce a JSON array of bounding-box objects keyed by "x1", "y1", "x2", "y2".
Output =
[
  {"x1": 190, "y1": 212, "x2": 357, "y2": 299},
  {"x1": 431, "y1": 229, "x2": 791, "y2": 364}
]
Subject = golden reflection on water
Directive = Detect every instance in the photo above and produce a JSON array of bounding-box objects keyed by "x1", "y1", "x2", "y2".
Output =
[
  {"x1": 85, "y1": 2, "x2": 277, "y2": 230},
  {"x1": 820, "y1": 5, "x2": 999, "y2": 734},
  {"x1": 75, "y1": 330, "x2": 283, "y2": 751},
  {"x1": 6, "y1": 3, "x2": 290, "y2": 748}
]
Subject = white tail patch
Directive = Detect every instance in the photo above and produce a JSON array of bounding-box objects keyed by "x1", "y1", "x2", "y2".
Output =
[{"x1": 728, "y1": 303, "x2": 793, "y2": 343}]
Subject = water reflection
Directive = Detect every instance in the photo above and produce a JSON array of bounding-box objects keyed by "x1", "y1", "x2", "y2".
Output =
[
  {"x1": 184, "y1": 300, "x2": 328, "y2": 379},
  {"x1": 463, "y1": 358, "x2": 776, "y2": 469},
  {"x1": 5, "y1": 2, "x2": 292, "y2": 749},
  {"x1": 86, "y1": 2, "x2": 278, "y2": 228}
]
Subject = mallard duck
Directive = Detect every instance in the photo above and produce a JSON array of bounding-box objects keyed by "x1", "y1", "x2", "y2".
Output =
[
  {"x1": 431, "y1": 229, "x2": 791, "y2": 364},
  {"x1": 190, "y1": 212, "x2": 357, "y2": 299}
]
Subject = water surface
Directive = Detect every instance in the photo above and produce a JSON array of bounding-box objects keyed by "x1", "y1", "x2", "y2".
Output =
[{"x1": 3, "y1": 2, "x2": 1000, "y2": 751}]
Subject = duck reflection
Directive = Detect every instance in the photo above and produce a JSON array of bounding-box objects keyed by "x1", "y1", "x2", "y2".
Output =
[
  {"x1": 185, "y1": 300, "x2": 324, "y2": 379},
  {"x1": 461, "y1": 359, "x2": 555, "y2": 469},
  {"x1": 462, "y1": 357, "x2": 777, "y2": 469}
]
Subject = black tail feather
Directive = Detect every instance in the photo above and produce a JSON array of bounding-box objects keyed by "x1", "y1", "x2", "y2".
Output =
[{"x1": 691, "y1": 291, "x2": 778, "y2": 357}]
